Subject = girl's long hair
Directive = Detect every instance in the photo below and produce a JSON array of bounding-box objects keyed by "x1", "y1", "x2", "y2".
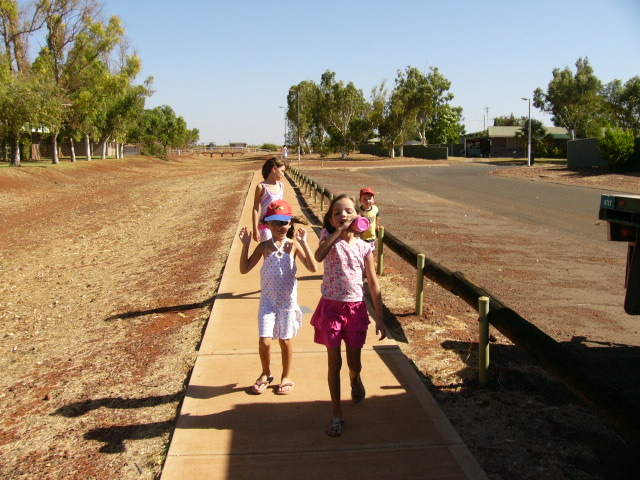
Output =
[
  {"x1": 261, "y1": 156, "x2": 285, "y2": 180},
  {"x1": 322, "y1": 193, "x2": 357, "y2": 234}
]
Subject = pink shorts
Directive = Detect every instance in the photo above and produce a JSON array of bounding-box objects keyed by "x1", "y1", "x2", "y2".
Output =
[{"x1": 310, "y1": 297, "x2": 370, "y2": 349}]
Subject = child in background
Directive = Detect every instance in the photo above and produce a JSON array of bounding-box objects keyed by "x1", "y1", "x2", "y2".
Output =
[
  {"x1": 239, "y1": 200, "x2": 318, "y2": 395},
  {"x1": 311, "y1": 193, "x2": 386, "y2": 437},
  {"x1": 252, "y1": 156, "x2": 286, "y2": 242},
  {"x1": 358, "y1": 187, "x2": 380, "y2": 246}
]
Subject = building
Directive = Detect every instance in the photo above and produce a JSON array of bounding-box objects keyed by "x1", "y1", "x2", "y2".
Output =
[{"x1": 463, "y1": 126, "x2": 570, "y2": 158}]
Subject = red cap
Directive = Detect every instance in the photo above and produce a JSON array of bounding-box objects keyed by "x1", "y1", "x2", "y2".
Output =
[
  {"x1": 360, "y1": 187, "x2": 375, "y2": 197},
  {"x1": 264, "y1": 200, "x2": 293, "y2": 221}
]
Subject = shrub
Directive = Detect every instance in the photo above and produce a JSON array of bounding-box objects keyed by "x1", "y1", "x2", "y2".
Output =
[
  {"x1": 261, "y1": 143, "x2": 278, "y2": 151},
  {"x1": 598, "y1": 128, "x2": 635, "y2": 172}
]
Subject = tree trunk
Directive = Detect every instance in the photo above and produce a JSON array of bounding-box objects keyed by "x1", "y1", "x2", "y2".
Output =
[
  {"x1": 84, "y1": 134, "x2": 91, "y2": 161},
  {"x1": 399, "y1": 144, "x2": 404, "y2": 157},
  {"x1": 70, "y1": 137, "x2": 76, "y2": 163},
  {"x1": 10, "y1": 135, "x2": 21, "y2": 167},
  {"x1": 51, "y1": 132, "x2": 59, "y2": 165},
  {"x1": 101, "y1": 136, "x2": 109, "y2": 160},
  {"x1": 115, "y1": 142, "x2": 120, "y2": 159}
]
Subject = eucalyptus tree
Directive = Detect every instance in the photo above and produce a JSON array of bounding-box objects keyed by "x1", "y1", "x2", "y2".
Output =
[
  {"x1": 533, "y1": 57, "x2": 604, "y2": 139},
  {"x1": 318, "y1": 70, "x2": 369, "y2": 159},
  {"x1": 0, "y1": 0, "x2": 49, "y2": 164},
  {"x1": 35, "y1": 0, "x2": 125, "y2": 163},
  {"x1": 426, "y1": 103, "x2": 464, "y2": 144},
  {"x1": 604, "y1": 76, "x2": 640, "y2": 136}
]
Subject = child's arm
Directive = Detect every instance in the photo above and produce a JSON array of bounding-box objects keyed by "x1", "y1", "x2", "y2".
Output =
[
  {"x1": 364, "y1": 253, "x2": 386, "y2": 340},
  {"x1": 314, "y1": 215, "x2": 357, "y2": 262},
  {"x1": 294, "y1": 228, "x2": 318, "y2": 272},
  {"x1": 239, "y1": 227, "x2": 263, "y2": 274},
  {"x1": 251, "y1": 184, "x2": 263, "y2": 242}
]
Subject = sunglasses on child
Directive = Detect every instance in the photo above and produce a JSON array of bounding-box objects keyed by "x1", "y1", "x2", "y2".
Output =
[{"x1": 268, "y1": 220, "x2": 290, "y2": 227}]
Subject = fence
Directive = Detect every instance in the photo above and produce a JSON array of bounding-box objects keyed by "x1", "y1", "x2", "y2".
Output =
[{"x1": 286, "y1": 165, "x2": 640, "y2": 446}]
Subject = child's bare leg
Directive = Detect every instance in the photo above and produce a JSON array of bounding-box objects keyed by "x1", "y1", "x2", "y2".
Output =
[
  {"x1": 277, "y1": 338, "x2": 294, "y2": 394},
  {"x1": 346, "y1": 345, "x2": 365, "y2": 403},
  {"x1": 326, "y1": 347, "x2": 343, "y2": 417},
  {"x1": 257, "y1": 337, "x2": 272, "y2": 380}
]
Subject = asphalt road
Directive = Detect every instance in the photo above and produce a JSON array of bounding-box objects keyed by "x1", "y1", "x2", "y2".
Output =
[{"x1": 367, "y1": 163, "x2": 626, "y2": 254}]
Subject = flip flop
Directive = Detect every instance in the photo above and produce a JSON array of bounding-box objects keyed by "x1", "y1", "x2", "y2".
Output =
[
  {"x1": 276, "y1": 381, "x2": 295, "y2": 395},
  {"x1": 325, "y1": 417, "x2": 344, "y2": 437},
  {"x1": 251, "y1": 375, "x2": 274, "y2": 394},
  {"x1": 351, "y1": 377, "x2": 366, "y2": 404}
]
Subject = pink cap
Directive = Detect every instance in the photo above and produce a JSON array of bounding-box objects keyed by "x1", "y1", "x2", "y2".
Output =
[{"x1": 351, "y1": 216, "x2": 370, "y2": 233}]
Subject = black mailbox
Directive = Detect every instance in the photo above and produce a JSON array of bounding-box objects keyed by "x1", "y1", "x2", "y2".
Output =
[{"x1": 599, "y1": 194, "x2": 640, "y2": 314}]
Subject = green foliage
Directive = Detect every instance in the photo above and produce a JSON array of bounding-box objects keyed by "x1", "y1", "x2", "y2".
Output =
[
  {"x1": 261, "y1": 143, "x2": 278, "y2": 151},
  {"x1": 598, "y1": 128, "x2": 636, "y2": 172},
  {"x1": 534, "y1": 57, "x2": 605, "y2": 138}
]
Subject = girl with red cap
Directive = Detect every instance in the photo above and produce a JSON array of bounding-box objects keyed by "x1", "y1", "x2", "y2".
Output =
[{"x1": 239, "y1": 200, "x2": 317, "y2": 395}]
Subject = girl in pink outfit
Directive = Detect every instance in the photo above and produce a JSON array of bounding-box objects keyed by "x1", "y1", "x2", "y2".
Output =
[
  {"x1": 240, "y1": 200, "x2": 317, "y2": 395},
  {"x1": 311, "y1": 193, "x2": 386, "y2": 437},
  {"x1": 252, "y1": 157, "x2": 286, "y2": 242}
]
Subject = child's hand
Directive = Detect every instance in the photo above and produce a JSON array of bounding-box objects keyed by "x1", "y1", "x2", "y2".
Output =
[
  {"x1": 339, "y1": 214, "x2": 358, "y2": 231},
  {"x1": 239, "y1": 227, "x2": 252, "y2": 246},
  {"x1": 252, "y1": 229, "x2": 260, "y2": 242},
  {"x1": 295, "y1": 227, "x2": 308, "y2": 243},
  {"x1": 376, "y1": 320, "x2": 387, "y2": 341}
]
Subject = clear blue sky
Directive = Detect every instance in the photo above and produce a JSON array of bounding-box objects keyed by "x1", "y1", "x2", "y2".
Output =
[{"x1": 102, "y1": 0, "x2": 640, "y2": 146}]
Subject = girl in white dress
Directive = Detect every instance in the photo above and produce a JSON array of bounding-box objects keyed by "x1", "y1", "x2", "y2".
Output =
[{"x1": 239, "y1": 200, "x2": 317, "y2": 395}]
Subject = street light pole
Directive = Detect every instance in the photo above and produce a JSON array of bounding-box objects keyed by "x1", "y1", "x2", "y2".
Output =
[
  {"x1": 296, "y1": 89, "x2": 301, "y2": 167},
  {"x1": 521, "y1": 97, "x2": 532, "y2": 167}
]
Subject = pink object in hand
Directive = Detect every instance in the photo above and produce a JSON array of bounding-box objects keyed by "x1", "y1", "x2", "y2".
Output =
[{"x1": 351, "y1": 216, "x2": 370, "y2": 233}]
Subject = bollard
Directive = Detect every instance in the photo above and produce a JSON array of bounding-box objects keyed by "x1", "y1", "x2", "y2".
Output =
[
  {"x1": 416, "y1": 253, "x2": 425, "y2": 315},
  {"x1": 320, "y1": 188, "x2": 325, "y2": 212},
  {"x1": 313, "y1": 183, "x2": 317, "y2": 203},
  {"x1": 478, "y1": 296, "x2": 490, "y2": 385},
  {"x1": 377, "y1": 226, "x2": 384, "y2": 275}
]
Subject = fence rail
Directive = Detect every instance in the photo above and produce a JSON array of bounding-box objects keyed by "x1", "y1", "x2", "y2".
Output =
[{"x1": 286, "y1": 165, "x2": 640, "y2": 446}]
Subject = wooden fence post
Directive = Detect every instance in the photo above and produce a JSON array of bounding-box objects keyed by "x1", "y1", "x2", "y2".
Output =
[
  {"x1": 416, "y1": 253, "x2": 425, "y2": 315},
  {"x1": 377, "y1": 226, "x2": 384, "y2": 275},
  {"x1": 478, "y1": 296, "x2": 490, "y2": 385}
]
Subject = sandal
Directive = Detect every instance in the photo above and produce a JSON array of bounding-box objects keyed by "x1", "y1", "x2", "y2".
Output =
[
  {"x1": 251, "y1": 375, "x2": 274, "y2": 394},
  {"x1": 325, "y1": 417, "x2": 344, "y2": 437},
  {"x1": 324, "y1": 417, "x2": 344, "y2": 437},
  {"x1": 351, "y1": 377, "x2": 366, "y2": 404},
  {"x1": 276, "y1": 381, "x2": 295, "y2": 395}
]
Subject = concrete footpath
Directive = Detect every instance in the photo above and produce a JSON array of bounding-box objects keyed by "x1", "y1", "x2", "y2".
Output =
[{"x1": 160, "y1": 172, "x2": 488, "y2": 480}]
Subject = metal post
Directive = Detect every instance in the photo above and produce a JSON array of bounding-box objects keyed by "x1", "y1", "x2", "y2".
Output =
[
  {"x1": 521, "y1": 97, "x2": 531, "y2": 167},
  {"x1": 377, "y1": 226, "x2": 384, "y2": 275},
  {"x1": 297, "y1": 89, "x2": 301, "y2": 167},
  {"x1": 478, "y1": 296, "x2": 490, "y2": 384},
  {"x1": 416, "y1": 254, "x2": 425, "y2": 315}
]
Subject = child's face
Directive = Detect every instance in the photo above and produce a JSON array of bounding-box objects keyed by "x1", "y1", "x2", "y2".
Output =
[
  {"x1": 268, "y1": 219, "x2": 290, "y2": 237},
  {"x1": 330, "y1": 198, "x2": 357, "y2": 229},
  {"x1": 272, "y1": 165, "x2": 285, "y2": 180},
  {"x1": 360, "y1": 194, "x2": 375, "y2": 209}
]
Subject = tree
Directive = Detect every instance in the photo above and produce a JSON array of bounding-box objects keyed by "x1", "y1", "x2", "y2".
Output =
[
  {"x1": 319, "y1": 70, "x2": 369, "y2": 159},
  {"x1": 35, "y1": 2, "x2": 126, "y2": 163},
  {"x1": 133, "y1": 105, "x2": 198, "y2": 158},
  {"x1": 493, "y1": 114, "x2": 524, "y2": 126},
  {"x1": 533, "y1": 57, "x2": 604, "y2": 138},
  {"x1": 427, "y1": 104, "x2": 465, "y2": 144},
  {"x1": 604, "y1": 76, "x2": 640, "y2": 136}
]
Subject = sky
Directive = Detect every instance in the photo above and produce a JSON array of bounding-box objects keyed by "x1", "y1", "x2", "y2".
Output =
[{"x1": 96, "y1": 0, "x2": 640, "y2": 146}]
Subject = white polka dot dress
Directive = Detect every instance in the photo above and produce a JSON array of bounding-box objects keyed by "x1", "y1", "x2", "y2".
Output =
[{"x1": 259, "y1": 240, "x2": 302, "y2": 339}]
